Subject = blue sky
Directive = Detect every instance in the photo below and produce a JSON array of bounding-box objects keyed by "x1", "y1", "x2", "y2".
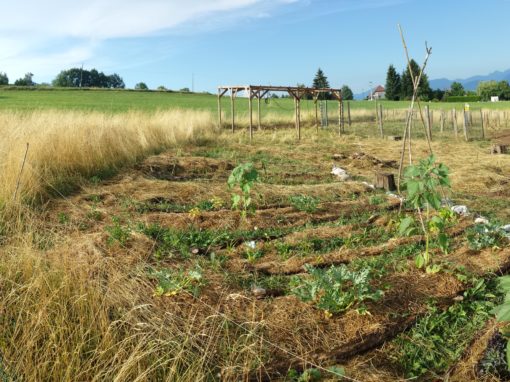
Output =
[{"x1": 1, "y1": 0, "x2": 509, "y2": 93}]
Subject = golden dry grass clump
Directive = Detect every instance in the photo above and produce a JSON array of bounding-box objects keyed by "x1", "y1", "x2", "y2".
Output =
[{"x1": 0, "y1": 109, "x2": 218, "y2": 206}]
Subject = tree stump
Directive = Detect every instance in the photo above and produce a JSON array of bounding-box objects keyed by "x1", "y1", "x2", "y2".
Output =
[
  {"x1": 375, "y1": 172, "x2": 396, "y2": 191},
  {"x1": 491, "y1": 144, "x2": 508, "y2": 154}
]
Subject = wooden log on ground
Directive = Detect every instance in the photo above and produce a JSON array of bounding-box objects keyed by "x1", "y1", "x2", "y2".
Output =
[
  {"x1": 491, "y1": 144, "x2": 508, "y2": 154},
  {"x1": 375, "y1": 172, "x2": 396, "y2": 191},
  {"x1": 387, "y1": 135, "x2": 402, "y2": 141}
]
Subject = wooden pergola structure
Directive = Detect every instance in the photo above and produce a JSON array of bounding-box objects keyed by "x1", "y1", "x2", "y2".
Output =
[{"x1": 217, "y1": 85, "x2": 344, "y2": 140}]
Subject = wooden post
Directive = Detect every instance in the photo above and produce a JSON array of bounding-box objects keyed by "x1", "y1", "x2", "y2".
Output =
[
  {"x1": 248, "y1": 89, "x2": 253, "y2": 141},
  {"x1": 440, "y1": 110, "x2": 445, "y2": 133},
  {"x1": 340, "y1": 100, "x2": 345, "y2": 133},
  {"x1": 217, "y1": 89, "x2": 222, "y2": 129},
  {"x1": 452, "y1": 109, "x2": 458, "y2": 138},
  {"x1": 378, "y1": 103, "x2": 384, "y2": 138},
  {"x1": 338, "y1": 99, "x2": 342, "y2": 135},
  {"x1": 297, "y1": 97, "x2": 301, "y2": 140},
  {"x1": 462, "y1": 109, "x2": 469, "y2": 141},
  {"x1": 257, "y1": 92, "x2": 261, "y2": 130},
  {"x1": 480, "y1": 109, "x2": 485, "y2": 139},
  {"x1": 314, "y1": 97, "x2": 319, "y2": 133},
  {"x1": 425, "y1": 105, "x2": 432, "y2": 141},
  {"x1": 230, "y1": 89, "x2": 235, "y2": 133},
  {"x1": 347, "y1": 101, "x2": 351, "y2": 128}
]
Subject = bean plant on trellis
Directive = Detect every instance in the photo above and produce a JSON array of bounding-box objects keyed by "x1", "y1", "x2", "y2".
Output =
[{"x1": 400, "y1": 155, "x2": 451, "y2": 273}]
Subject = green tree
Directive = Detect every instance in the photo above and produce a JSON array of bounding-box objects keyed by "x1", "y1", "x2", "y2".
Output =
[
  {"x1": 476, "y1": 80, "x2": 510, "y2": 101},
  {"x1": 449, "y1": 82, "x2": 465, "y2": 96},
  {"x1": 53, "y1": 68, "x2": 124, "y2": 88},
  {"x1": 14, "y1": 72, "x2": 34, "y2": 86},
  {"x1": 385, "y1": 65, "x2": 401, "y2": 100},
  {"x1": 341, "y1": 85, "x2": 354, "y2": 100},
  {"x1": 107, "y1": 74, "x2": 125, "y2": 89},
  {"x1": 135, "y1": 82, "x2": 149, "y2": 90},
  {"x1": 0, "y1": 72, "x2": 8, "y2": 85},
  {"x1": 157, "y1": 85, "x2": 167, "y2": 91},
  {"x1": 400, "y1": 60, "x2": 431, "y2": 101},
  {"x1": 312, "y1": 68, "x2": 330, "y2": 100}
]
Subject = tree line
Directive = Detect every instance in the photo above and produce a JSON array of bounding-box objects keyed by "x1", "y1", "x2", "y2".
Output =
[
  {"x1": 385, "y1": 62, "x2": 510, "y2": 102},
  {"x1": 0, "y1": 68, "x2": 125, "y2": 89}
]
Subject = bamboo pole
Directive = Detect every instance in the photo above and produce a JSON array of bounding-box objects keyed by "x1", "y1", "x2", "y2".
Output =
[
  {"x1": 440, "y1": 110, "x2": 445, "y2": 133},
  {"x1": 425, "y1": 105, "x2": 432, "y2": 141},
  {"x1": 297, "y1": 98, "x2": 301, "y2": 140},
  {"x1": 314, "y1": 98, "x2": 319, "y2": 133}
]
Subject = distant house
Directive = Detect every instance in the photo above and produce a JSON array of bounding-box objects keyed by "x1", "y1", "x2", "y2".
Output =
[{"x1": 371, "y1": 85, "x2": 385, "y2": 100}]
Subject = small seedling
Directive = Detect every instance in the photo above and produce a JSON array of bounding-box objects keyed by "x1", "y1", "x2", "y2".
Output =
[
  {"x1": 227, "y1": 162, "x2": 260, "y2": 218},
  {"x1": 106, "y1": 216, "x2": 131, "y2": 245},
  {"x1": 289, "y1": 195, "x2": 320, "y2": 213},
  {"x1": 149, "y1": 266, "x2": 205, "y2": 297}
]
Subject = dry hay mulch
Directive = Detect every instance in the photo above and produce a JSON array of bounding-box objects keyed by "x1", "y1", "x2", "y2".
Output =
[
  {"x1": 135, "y1": 154, "x2": 235, "y2": 181},
  {"x1": 253, "y1": 218, "x2": 472, "y2": 276},
  {"x1": 218, "y1": 268, "x2": 463, "y2": 381}
]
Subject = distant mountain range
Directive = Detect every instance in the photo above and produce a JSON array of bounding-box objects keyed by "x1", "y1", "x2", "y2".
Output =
[
  {"x1": 429, "y1": 69, "x2": 510, "y2": 91},
  {"x1": 354, "y1": 69, "x2": 510, "y2": 99}
]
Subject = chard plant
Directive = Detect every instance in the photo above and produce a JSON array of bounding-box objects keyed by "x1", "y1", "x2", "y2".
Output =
[
  {"x1": 290, "y1": 264, "x2": 383, "y2": 317},
  {"x1": 400, "y1": 155, "x2": 451, "y2": 273},
  {"x1": 227, "y1": 162, "x2": 260, "y2": 219}
]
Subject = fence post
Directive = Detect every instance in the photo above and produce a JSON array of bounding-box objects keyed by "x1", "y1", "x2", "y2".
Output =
[
  {"x1": 425, "y1": 106, "x2": 432, "y2": 141},
  {"x1": 452, "y1": 109, "x2": 458, "y2": 138},
  {"x1": 462, "y1": 109, "x2": 469, "y2": 141},
  {"x1": 378, "y1": 103, "x2": 384, "y2": 138},
  {"x1": 480, "y1": 109, "x2": 485, "y2": 139}
]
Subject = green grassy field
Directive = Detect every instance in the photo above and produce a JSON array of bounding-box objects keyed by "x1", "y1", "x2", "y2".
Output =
[{"x1": 1, "y1": 87, "x2": 510, "y2": 114}]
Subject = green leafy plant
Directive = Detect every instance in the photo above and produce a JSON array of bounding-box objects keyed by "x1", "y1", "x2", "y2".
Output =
[
  {"x1": 227, "y1": 162, "x2": 260, "y2": 218},
  {"x1": 490, "y1": 275, "x2": 510, "y2": 372},
  {"x1": 289, "y1": 194, "x2": 320, "y2": 213},
  {"x1": 290, "y1": 264, "x2": 383, "y2": 316},
  {"x1": 400, "y1": 155, "x2": 451, "y2": 272},
  {"x1": 467, "y1": 223, "x2": 507, "y2": 250},
  {"x1": 105, "y1": 216, "x2": 131, "y2": 245},
  {"x1": 149, "y1": 266, "x2": 205, "y2": 297},
  {"x1": 394, "y1": 278, "x2": 496, "y2": 378}
]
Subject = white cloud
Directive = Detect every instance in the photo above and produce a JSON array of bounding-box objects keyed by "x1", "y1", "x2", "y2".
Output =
[{"x1": 0, "y1": 0, "x2": 298, "y2": 81}]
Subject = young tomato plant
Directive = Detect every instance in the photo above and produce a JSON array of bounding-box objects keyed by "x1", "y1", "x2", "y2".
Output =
[
  {"x1": 401, "y1": 155, "x2": 451, "y2": 273},
  {"x1": 227, "y1": 162, "x2": 260, "y2": 219}
]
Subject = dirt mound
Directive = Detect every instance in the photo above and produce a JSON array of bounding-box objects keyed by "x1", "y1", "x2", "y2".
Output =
[
  {"x1": 136, "y1": 154, "x2": 234, "y2": 180},
  {"x1": 491, "y1": 130, "x2": 510, "y2": 145}
]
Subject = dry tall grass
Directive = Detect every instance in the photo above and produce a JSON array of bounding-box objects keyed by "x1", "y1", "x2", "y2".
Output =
[{"x1": 0, "y1": 109, "x2": 217, "y2": 207}]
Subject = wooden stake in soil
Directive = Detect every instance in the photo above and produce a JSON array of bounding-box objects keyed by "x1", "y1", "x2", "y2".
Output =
[
  {"x1": 347, "y1": 101, "x2": 352, "y2": 128},
  {"x1": 480, "y1": 109, "x2": 485, "y2": 139},
  {"x1": 425, "y1": 105, "x2": 432, "y2": 141},
  {"x1": 462, "y1": 109, "x2": 469, "y2": 141},
  {"x1": 378, "y1": 103, "x2": 384, "y2": 138},
  {"x1": 13, "y1": 143, "x2": 29, "y2": 202},
  {"x1": 230, "y1": 89, "x2": 236, "y2": 133},
  {"x1": 440, "y1": 110, "x2": 445, "y2": 133},
  {"x1": 452, "y1": 109, "x2": 458, "y2": 138},
  {"x1": 248, "y1": 90, "x2": 253, "y2": 141}
]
